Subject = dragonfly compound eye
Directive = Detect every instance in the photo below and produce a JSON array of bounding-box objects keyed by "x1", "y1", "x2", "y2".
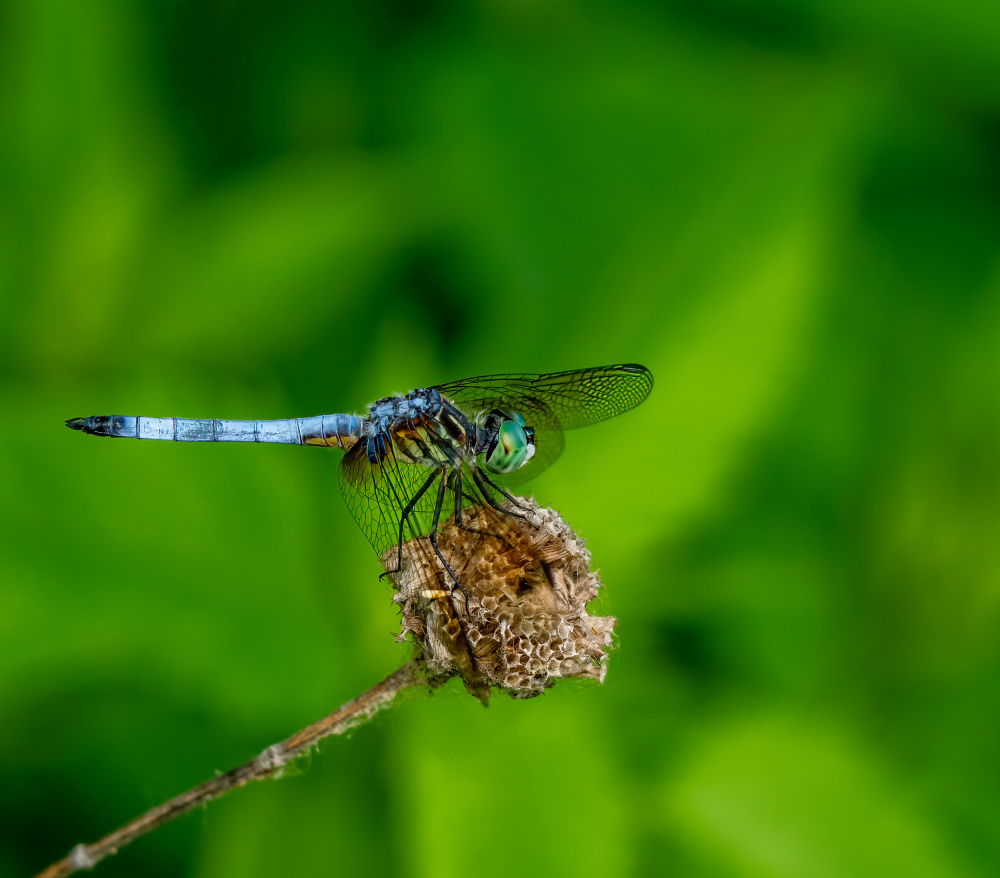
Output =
[{"x1": 485, "y1": 419, "x2": 530, "y2": 474}]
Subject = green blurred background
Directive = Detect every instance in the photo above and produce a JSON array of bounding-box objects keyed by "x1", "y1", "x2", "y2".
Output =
[{"x1": 3, "y1": 1, "x2": 1000, "y2": 876}]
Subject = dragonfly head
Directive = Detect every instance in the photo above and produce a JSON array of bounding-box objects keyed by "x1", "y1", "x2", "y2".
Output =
[{"x1": 482, "y1": 410, "x2": 535, "y2": 474}]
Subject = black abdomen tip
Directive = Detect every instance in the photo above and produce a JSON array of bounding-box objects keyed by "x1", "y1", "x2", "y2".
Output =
[{"x1": 65, "y1": 416, "x2": 117, "y2": 435}]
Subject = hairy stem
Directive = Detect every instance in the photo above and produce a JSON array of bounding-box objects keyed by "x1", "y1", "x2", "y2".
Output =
[{"x1": 34, "y1": 660, "x2": 429, "y2": 878}]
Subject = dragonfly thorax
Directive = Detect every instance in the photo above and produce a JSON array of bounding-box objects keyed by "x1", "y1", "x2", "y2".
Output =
[{"x1": 361, "y1": 387, "x2": 475, "y2": 469}]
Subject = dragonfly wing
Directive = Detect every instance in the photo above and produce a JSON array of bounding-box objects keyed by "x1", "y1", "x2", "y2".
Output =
[
  {"x1": 434, "y1": 363, "x2": 650, "y2": 485},
  {"x1": 338, "y1": 435, "x2": 495, "y2": 566},
  {"x1": 339, "y1": 439, "x2": 439, "y2": 564},
  {"x1": 433, "y1": 363, "x2": 652, "y2": 431}
]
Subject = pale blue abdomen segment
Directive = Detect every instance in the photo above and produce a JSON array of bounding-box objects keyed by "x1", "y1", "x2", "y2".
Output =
[{"x1": 66, "y1": 413, "x2": 363, "y2": 449}]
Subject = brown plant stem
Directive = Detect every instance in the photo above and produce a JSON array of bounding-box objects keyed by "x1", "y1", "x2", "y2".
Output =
[{"x1": 33, "y1": 659, "x2": 429, "y2": 878}]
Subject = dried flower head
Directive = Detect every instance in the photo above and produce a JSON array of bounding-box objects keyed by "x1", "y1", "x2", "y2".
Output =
[{"x1": 387, "y1": 498, "x2": 616, "y2": 703}]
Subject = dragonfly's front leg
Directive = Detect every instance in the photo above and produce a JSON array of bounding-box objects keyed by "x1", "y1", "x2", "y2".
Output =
[
  {"x1": 450, "y1": 467, "x2": 518, "y2": 549},
  {"x1": 472, "y1": 468, "x2": 530, "y2": 523}
]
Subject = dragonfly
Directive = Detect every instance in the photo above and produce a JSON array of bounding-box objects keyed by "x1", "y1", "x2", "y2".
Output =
[{"x1": 67, "y1": 364, "x2": 653, "y2": 598}]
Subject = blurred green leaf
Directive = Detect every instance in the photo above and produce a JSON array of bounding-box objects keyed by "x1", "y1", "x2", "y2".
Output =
[
  {"x1": 4, "y1": 2, "x2": 1000, "y2": 877},
  {"x1": 669, "y1": 713, "x2": 981, "y2": 878}
]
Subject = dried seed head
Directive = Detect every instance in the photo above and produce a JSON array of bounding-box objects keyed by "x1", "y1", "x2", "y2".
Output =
[{"x1": 386, "y1": 498, "x2": 616, "y2": 703}]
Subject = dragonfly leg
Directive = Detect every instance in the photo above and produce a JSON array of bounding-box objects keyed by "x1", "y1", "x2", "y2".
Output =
[
  {"x1": 379, "y1": 467, "x2": 441, "y2": 582},
  {"x1": 452, "y1": 469, "x2": 465, "y2": 527},
  {"x1": 449, "y1": 467, "x2": 515, "y2": 546},
  {"x1": 473, "y1": 469, "x2": 530, "y2": 523},
  {"x1": 428, "y1": 470, "x2": 470, "y2": 612},
  {"x1": 425, "y1": 435, "x2": 499, "y2": 539},
  {"x1": 477, "y1": 468, "x2": 531, "y2": 513}
]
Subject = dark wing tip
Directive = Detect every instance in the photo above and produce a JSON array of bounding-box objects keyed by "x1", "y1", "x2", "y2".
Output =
[
  {"x1": 66, "y1": 417, "x2": 87, "y2": 431},
  {"x1": 618, "y1": 363, "x2": 653, "y2": 385},
  {"x1": 617, "y1": 363, "x2": 653, "y2": 398}
]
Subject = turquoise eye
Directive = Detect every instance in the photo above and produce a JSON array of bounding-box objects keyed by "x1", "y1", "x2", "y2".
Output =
[{"x1": 485, "y1": 419, "x2": 529, "y2": 474}]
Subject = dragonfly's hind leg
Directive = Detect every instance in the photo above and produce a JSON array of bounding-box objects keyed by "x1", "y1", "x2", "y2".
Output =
[
  {"x1": 452, "y1": 469, "x2": 465, "y2": 527},
  {"x1": 427, "y1": 471, "x2": 471, "y2": 612},
  {"x1": 379, "y1": 467, "x2": 440, "y2": 583}
]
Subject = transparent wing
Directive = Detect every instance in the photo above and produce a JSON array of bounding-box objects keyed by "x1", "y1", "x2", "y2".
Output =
[
  {"x1": 339, "y1": 439, "x2": 439, "y2": 564},
  {"x1": 433, "y1": 363, "x2": 651, "y2": 485},
  {"x1": 433, "y1": 363, "x2": 653, "y2": 431},
  {"x1": 339, "y1": 433, "x2": 507, "y2": 568}
]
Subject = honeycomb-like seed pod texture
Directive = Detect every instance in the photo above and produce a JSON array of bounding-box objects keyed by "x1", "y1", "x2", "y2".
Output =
[{"x1": 387, "y1": 498, "x2": 616, "y2": 702}]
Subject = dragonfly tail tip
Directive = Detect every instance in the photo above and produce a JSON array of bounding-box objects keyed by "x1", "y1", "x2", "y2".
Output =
[{"x1": 65, "y1": 417, "x2": 86, "y2": 431}]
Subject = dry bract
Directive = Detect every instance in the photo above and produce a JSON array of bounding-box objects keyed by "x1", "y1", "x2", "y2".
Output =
[{"x1": 387, "y1": 498, "x2": 616, "y2": 703}]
